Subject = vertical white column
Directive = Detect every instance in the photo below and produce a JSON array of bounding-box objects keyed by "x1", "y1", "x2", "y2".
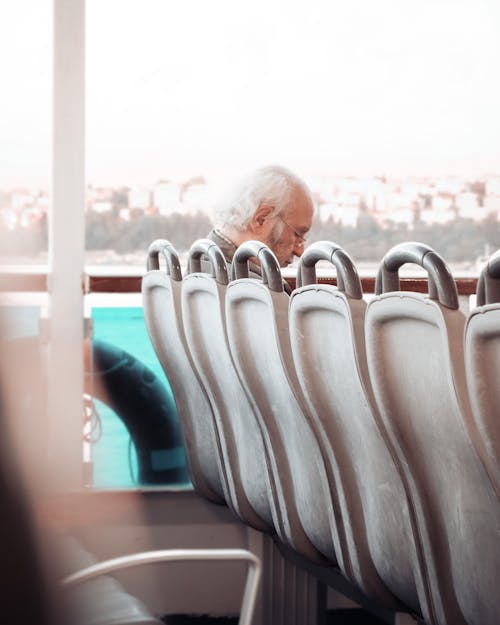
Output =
[{"x1": 48, "y1": 0, "x2": 85, "y2": 490}]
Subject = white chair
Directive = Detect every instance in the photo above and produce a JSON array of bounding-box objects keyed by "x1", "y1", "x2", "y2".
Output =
[
  {"x1": 182, "y1": 238, "x2": 275, "y2": 533},
  {"x1": 465, "y1": 249, "x2": 500, "y2": 496},
  {"x1": 289, "y1": 241, "x2": 426, "y2": 617},
  {"x1": 365, "y1": 242, "x2": 500, "y2": 625},
  {"x1": 62, "y1": 544, "x2": 261, "y2": 625},
  {"x1": 226, "y1": 240, "x2": 339, "y2": 565},
  {"x1": 142, "y1": 239, "x2": 226, "y2": 504}
]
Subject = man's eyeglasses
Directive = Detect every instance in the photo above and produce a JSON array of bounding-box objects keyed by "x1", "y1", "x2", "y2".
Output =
[{"x1": 276, "y1": 214, "x2": 307, "y2": 247}]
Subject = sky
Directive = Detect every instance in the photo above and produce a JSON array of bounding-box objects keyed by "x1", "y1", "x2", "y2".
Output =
[{"x1": 1, "y1": 0, "x2": 500, "y2": 188}]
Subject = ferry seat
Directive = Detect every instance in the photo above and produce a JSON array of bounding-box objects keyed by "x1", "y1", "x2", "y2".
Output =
[
  {"x1": 142, "y1": 239, "x2": 225, "y2": 504},
  {"x1": 59, "y1": 534, "x2": 164, "y2": 625},
  {"x1": 226, "y1": 240, "x2": 338, "y2": 565},
  {"x1": 465, "y1": 249, "x2": 500, "y2": 496},
  {"x1": 181, "y1": 238, "x2": 275, "y2": 533},
  {"x1": 289, "y1": 241, "x2": 426, "y2": 617},
  {"x1": 365, "y1": 242, "x2": 500, "y2": 625},
  {"x1": 62, "y1": 541, "x2": 261, "y2": 625}
]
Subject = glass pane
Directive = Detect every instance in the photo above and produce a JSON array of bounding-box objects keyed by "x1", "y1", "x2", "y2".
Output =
[
  {"x1": 86, "y1": 0, "x2": 500, "y2": 272},
  {"x1": 84, "y1": 0, "x2": 500, "y2": 492},
  {"x1": 0, "y1": 2, "x2": 50, "y2": 266}
]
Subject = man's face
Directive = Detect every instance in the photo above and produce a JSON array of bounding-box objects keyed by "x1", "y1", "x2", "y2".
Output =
[{"x1": 268, "y1": 188, "x2": 313, "y2": 267}]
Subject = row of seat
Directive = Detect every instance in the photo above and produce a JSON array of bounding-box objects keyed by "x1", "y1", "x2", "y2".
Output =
[{"x1": 142, "y1": 238, "x2": 500, "y2": 625}]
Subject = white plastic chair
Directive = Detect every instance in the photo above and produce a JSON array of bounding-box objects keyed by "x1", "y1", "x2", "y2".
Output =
[
  {"x1": 465, "y1": 249, "x2": 500, "y2": 496},
  {"x1": 365, "y1": 242, "x2": 500, "y2": 625},
  {"x1": 63, "y1": 547, "x2": 261, "y2": 625},
  {"x1": 182, "y1": 238, "x2": 275, "y2": 533},
  {"x1": 225, "y1": 240, "x2": 339, "y2": 565},
  {"x1": 142, "y1": 239, "x2": 226, "y2": 503},
  {"x1": 289, "y1": 241, "x2": 426, "y2": 617}
]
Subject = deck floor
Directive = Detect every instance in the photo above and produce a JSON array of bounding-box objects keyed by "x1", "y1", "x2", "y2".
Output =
[{"x1": 163, "y1": 609, "x2": 387, "y2": 624}]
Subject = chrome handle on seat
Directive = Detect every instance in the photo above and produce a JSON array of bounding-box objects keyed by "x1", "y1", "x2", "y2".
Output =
[
  {"x1": 375, "y1": 241, "x2": 458, "y2": 310},
  {"x1": 297, "y1": 240, "x2": 363, "y2": 299},
  {"x1": 188, "y1": 238, "x2": 229, "y2": 286},
  {"x1": 147, "y1": 239, "x2": 182, "y2": 281},
  {"x1": 232, "y1": 240, "x2": 284, "y2": 293},
  {"x1": 476, "y1": 249, "x2": 500, "y2": 306}
]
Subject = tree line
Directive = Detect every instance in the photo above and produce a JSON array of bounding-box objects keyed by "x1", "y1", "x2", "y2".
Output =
[
  {"x1": 4, "y1": 208, "x2": 500, "y2": 266},
  {"x1": 309, "y1": 211, "x2": 500, "y2": 265}
]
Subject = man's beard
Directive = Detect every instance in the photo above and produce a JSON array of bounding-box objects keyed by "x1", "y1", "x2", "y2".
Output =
[{"x1": 268, "y1": 221, "x2": 291, "y2": 266}]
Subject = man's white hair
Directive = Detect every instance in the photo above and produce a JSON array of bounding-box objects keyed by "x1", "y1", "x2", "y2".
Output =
[{"x1": 214, "y1": 165, "x2": 311, "y2": 230}]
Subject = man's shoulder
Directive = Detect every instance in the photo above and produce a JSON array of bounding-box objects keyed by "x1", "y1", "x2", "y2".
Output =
[
  {"x1": 205, "y1": 229, "x2": 290, "y2": 294},
  {"x1": 207, "y1": 229, "x2": 237, "y2": 263}
]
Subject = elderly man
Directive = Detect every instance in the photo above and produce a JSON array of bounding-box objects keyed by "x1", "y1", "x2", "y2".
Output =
[{"x1": 208, "y1": 165, "x2": 314, "y2": 270}]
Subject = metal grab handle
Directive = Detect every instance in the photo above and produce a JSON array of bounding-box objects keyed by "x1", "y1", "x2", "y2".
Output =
[
  {"x1": 476, "y1": 249, "x2": 500, "y2": 306},
  {"x1": 62, "y1": 548, "x2": 261, "y2": 625},
  {"x1": 375, "y1": 241, "x2": 459, "y2": 310},
  {"x1": 231, "y1": 241, "x2": 284, "y2": 293},
  {"x1": 147, "y1": 239, "x2": 182, "y2": 281},
  {"x1": 297, "y1": 240, "x2": 363, "y2": 299},
  {"x1": 188, "y1": 238, "x2": 229, "y2": 286}
]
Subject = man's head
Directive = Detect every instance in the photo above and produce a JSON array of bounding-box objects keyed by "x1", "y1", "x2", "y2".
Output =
[{"x1": 214, "y1": 165, "x2": 314, "y2": 266}]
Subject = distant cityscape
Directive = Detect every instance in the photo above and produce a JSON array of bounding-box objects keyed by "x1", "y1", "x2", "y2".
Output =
[
  {"x1": 3, "y1": 173, "x2": 500, "y2": 269},
  {"x1": 4, "y1": 173, "x2": 500, "y2": 224}
]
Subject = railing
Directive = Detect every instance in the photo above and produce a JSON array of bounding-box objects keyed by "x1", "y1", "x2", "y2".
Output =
[{"x1": 0, "y1": 269, "x2": 479, "y2": 295}]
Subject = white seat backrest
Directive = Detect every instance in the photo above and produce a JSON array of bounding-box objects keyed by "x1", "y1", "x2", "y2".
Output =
[
  {"x1": 226, "y1": 241, "x2": 339, "y2": 565},
  {"x1": 182, "y1": 239, "x2": 275, "y2": 532},
  {"x1": 465, "y1": 251, "x2": 500, "y2": 496},
  {"x1": 142, "y1": 240, "x2": 225, "y2": 503},
  {"x1": 290, "y1": 241, "x2": 426, "y2": 615},
  {"x1": 365, "y1": 242, "x2": 500, "y2": 625}
]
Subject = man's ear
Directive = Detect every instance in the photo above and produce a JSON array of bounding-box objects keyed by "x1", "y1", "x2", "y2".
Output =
[{"x1": 250, "y1": 203, "x2": 274, "y2": 233}]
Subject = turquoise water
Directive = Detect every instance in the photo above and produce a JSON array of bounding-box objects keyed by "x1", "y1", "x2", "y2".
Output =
[{"x1": 90, "y1": 306, "x2": 188, "y2": 489}]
